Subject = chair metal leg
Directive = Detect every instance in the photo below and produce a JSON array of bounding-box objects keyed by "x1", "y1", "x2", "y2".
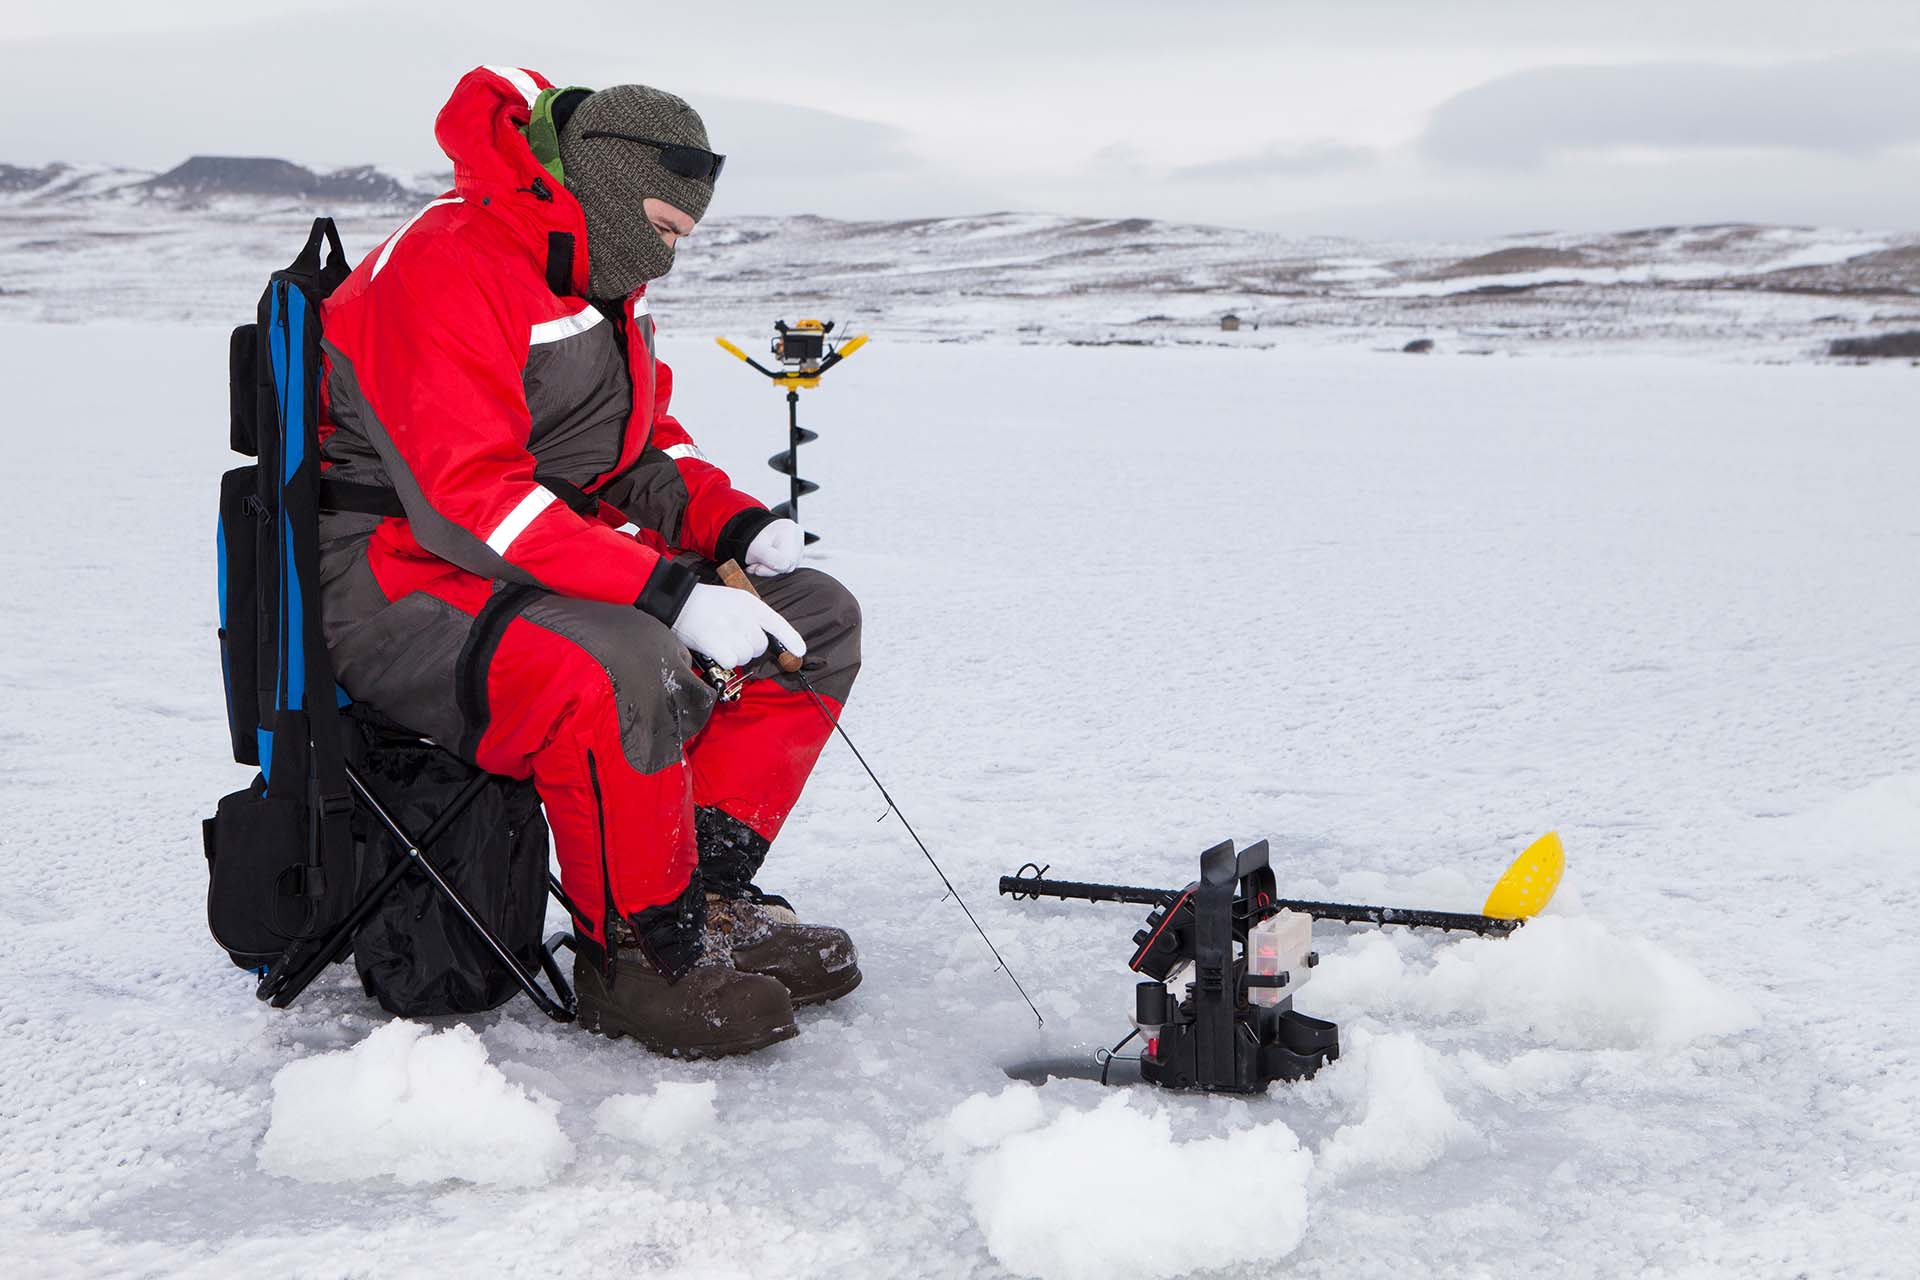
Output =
[
  {"x1": 539, "y1": 930, "x2": 578, "y2": 1013},
  {"x1": 257, "y1": 761, "x2": 577, "y2": 1022},
  {"x1": 256, "y1": 845, "x2": 413, "y2": 1008}
]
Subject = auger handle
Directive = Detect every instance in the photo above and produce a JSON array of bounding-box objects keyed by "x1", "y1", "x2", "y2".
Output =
[
  {"x1": 714, "y1": 336, "x2": 781, "y2": 379},
  {"x1": 814, "y1": 333, "x2": 868, "y2": 377},
  {"x1": 716, "y1": 559, "x2": 804, "y2": 673}
]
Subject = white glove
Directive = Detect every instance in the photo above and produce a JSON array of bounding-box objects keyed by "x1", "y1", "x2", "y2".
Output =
[
  {"x1": 744, "y1": 518, "x2": 804, "y2": 577},
  {"x1": 670, "y1": 583, "x2": 807, "y2": 669}
]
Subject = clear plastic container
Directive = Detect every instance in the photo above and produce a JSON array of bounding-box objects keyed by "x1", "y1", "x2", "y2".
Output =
[{"x1": 1246, "y1": 909, "x2": 1312, "y2": 1007}]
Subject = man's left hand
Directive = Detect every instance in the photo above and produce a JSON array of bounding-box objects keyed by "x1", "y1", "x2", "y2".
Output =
[{"x1": 745, "y1": 518, "x2": 804, "y2": 577}]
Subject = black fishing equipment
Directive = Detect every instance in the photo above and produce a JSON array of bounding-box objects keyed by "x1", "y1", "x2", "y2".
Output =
[{"x1": 999, "y1": 841, "x2": 1535, "y2": 1093}]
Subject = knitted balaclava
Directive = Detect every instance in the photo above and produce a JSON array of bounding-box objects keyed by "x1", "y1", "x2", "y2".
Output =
[{"x1": 556, "y1": 84, "x2": 716, "y2": 300}]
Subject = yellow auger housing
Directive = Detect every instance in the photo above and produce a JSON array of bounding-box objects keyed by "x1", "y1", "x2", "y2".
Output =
[{"x1": 714, "y1": 317, "x2": 868, "y2": 391}]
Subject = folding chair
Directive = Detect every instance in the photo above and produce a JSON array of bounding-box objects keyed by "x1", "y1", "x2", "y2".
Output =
[
  {"x1": 205, "y1": 218, "x2": 577, "y2": 1022},
  {"x1": 252, "y1": 710, "x2": 581, "y2": 1021}
]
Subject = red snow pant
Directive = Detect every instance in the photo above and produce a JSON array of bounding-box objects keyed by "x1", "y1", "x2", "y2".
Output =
[{"x1": 319, "y1": 546, "x2": 862, "y2": 949}]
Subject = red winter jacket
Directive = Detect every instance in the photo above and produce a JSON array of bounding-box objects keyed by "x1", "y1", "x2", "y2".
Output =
[{"x1": 317, "y1": 64, "x2": 773, "y2": 624}]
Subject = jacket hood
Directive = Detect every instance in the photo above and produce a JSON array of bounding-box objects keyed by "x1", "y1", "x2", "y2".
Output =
[{"x1": 433, "y1": 65, "x2": 594, "y2": 297}]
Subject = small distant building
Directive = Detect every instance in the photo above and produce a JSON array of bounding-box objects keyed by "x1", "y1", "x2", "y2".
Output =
[{"x1": 1220, "y1": 314, "x2": 1242, "y2": 332}]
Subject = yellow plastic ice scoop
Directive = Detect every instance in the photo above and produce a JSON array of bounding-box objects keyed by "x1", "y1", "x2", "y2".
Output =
[{"x1": 1481, "y1": 830, "x2": 1564, "y2": 919}]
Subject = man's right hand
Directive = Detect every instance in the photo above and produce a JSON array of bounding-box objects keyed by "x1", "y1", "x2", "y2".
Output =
[{"x1": 669, "y1": 582, "x2": 807, "y2": 669}]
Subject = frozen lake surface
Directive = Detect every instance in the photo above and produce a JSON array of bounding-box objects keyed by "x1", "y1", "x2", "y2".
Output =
[{"x1": 0, "y1": 324, "x2": 1915, "y2": 1277}]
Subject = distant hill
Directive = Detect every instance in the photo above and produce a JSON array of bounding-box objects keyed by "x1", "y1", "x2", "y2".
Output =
[
  {"x1": 140, "y1": 156, "x2": 426, "y2": 206},
  {"x1": 0, "y1": 162, "x2": 69, "y2": 194},
  {"x1": 0, "y1": 156, "x2": 435, "y2": 208},
  {"x1": 1, "y1": 168, "x2": 1914, "y2": 358}
]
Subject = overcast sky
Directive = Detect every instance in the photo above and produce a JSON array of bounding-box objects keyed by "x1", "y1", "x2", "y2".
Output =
[{"x1": 5, "y1": 0, "x2": 1919, "y2": 238}]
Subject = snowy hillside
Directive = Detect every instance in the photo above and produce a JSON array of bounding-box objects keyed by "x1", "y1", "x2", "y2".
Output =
[
  {"x1": 1, "y1": 294, "x2": 1916, "y2": 1276},
  {"x1": 3, "y1": 158, "x2": 1917, "y2": 359}
]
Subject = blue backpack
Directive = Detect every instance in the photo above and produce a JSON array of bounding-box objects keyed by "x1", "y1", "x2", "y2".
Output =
[{"x1": 205, "y1": 218, "x2": 356, "y2": 970}]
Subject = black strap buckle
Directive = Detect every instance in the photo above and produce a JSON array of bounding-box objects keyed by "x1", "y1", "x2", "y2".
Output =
[{"x1": 276, "y1": 864, "x2": 328, "y2": 899}]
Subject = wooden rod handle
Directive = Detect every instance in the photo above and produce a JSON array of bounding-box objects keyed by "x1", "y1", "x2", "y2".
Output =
[{"x1": 716, "y1": 559, "x2": 804, "y2": 673}]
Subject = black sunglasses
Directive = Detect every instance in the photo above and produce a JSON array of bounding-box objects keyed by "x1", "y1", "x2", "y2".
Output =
[{"x1": 578, "y1": 129, "x2": 726, "y2": 182}]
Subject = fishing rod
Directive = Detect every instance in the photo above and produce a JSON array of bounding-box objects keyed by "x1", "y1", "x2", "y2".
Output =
[{"x1": 714, "y1": 560, "x2": 1044, "y2": 1027}]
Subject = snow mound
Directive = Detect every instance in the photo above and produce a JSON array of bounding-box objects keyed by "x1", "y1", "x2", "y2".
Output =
[
  {"x1": 964, "y1": 1095, "x2": 1311, "y2": 1280},
  {"x1": 594, "y1": 1080, "x2": 719, "y2": 1150},
  {"x1": 940, "y1": 1083, "x2": 1046, "y2": 1152},
  {"x1": 1316, "y1": 1031, "x2": 1473, "y2": 1183},
  {"x1": 258, "y1": 1022, "x2": 572, "y2": 1187},
  {"x1": 1316, "y1": 917, "x2": 1755, "y2": 1050}
]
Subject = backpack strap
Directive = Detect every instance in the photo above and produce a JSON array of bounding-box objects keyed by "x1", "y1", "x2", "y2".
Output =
[
  {"x1": 263, "y1": 268, "x2": 353, "y2": 911},
  {"x1": 287, "y1": 217, "x2": 352, "y2": 297}
]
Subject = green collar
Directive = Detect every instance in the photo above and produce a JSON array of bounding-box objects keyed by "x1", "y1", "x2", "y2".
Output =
[{"x1": 524, "y1": 85, "x2": 592, "y2": 185}]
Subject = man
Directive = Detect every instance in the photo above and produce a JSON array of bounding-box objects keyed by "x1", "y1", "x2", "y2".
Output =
[{"x1": 314, "y1": 65, "x2": 861, "y2": 1058}]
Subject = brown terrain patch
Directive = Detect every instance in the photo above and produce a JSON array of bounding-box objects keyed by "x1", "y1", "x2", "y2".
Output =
[
  {"x1": 1668, "y1": 225, "x2": 1774, "y2": 254},
  {"x1": 1612, "y1": 223, "x2": 1770, "y2": 247},
  {"x1": 1737, "y1": 244, "x2": 1920, "y2": 297},
  {"x1": 1081, "y1": 217, "x2": 1157, "y2": 237},
  {"x1": 1428, "y1": 247, "x2": 1591, "y2": 279},
  {"x1": 834, "y1": 218, "x2": 944, "y2": 238},
  {"x1": 1829, "y1": 330, "x2": 1920, "y2": 358},
  {"x1": 1454, "y1": 280, "x2": 1584, "y2": 296}
]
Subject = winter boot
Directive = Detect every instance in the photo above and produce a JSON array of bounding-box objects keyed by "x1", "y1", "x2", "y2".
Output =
[
  {"x1": 705, "y1": 892, "x2": 862, "y2": 1006},
  {"x1": 575, "y1": 880, "x2": 798, "y2": 1058},
  {"x1": 697, "y1": 806, "x2": 862, "y2": 1006}
]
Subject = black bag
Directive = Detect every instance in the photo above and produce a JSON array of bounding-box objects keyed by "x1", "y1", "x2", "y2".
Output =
[
  {"x1": 215, "y1": 465, "x2": 268, "y2": 766},
  {"x1": 350, "y1": 728, "x2": 553, "y2": 1016},
  {"x1": 203, "y1": 781, "x2": 323, "y2": 970}
]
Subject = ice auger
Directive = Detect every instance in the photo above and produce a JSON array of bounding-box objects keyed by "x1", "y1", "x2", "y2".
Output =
[{"x1": 715, "y1": 319, "x2": 867, "y2": 545}]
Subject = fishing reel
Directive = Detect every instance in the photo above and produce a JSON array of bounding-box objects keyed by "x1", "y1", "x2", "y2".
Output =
[
  {"x1": 690, "y1": 651, "x2": 748, "y2": 703},
  {"x1": 1005, "y1": 840, "x2": 1339, "y2": 1094}
]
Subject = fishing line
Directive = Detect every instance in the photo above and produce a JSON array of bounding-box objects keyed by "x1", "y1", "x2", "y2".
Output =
[{"x1": 795, "y1": 671, "x2": 1045, "y2": 1028}]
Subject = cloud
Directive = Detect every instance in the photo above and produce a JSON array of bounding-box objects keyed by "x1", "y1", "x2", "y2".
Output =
[
  {"x1": 697, "y1": 99, "x2": 918, "y2": 180},
  {"x1": 1421, "y1": 54, "x2": 1920, "y2": 168},
  {"x1": 0, "y1": 18, "x2": 958, "y2": 218},
  {"x1": 1174, "y1": 142, "x2": 1377, "y2": 181},
  {"x1": 4, "y1": 9, "x2": 1919, "y2": 236}
]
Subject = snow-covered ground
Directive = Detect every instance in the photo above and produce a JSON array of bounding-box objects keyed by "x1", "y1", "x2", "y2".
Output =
[{"x1": 1, "y1": 315, "x2": 1916, "y2": 1278}]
